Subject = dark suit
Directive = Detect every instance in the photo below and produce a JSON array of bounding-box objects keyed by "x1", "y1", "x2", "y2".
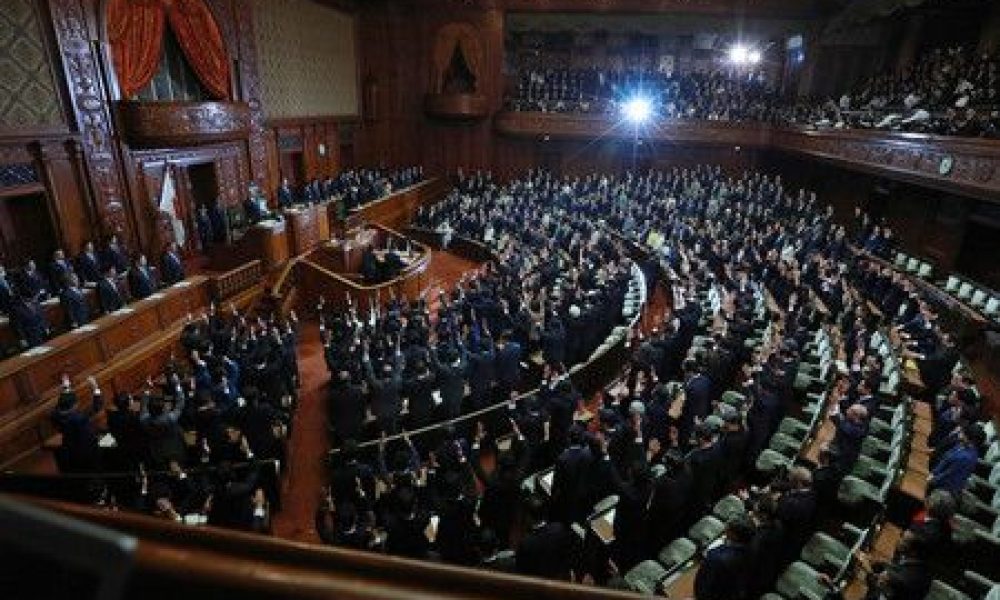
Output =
[
  {"x1": 98, "y1": 277, "x2": 124, "y2": 313},
  {"x1": 76, "y1": 252, "x2": 101, "y2": 284},
  {"x1": 329, "y1": 378, "x2": 365, "y2": 444},
  {"x1": 364, "y1": 353, "x2": 405, "y2": 433},
  {"x1": 0, "y1": 276, "x2": 14, "y2": 314},
  {"x1": 433, "y1": 346, "x2": 468, "y2": 419},
  {"x1": 694, "y1": 542, "x2": 751, "y2": 600},
  {"x1": 404, "y1": 369, "x2": 437, "y2": 429},
  {"x1": 161, "y1": 251, "x2": 185, "y2": 285},
  {"x1": 60, "y1": 285, "x2": 90, "y2": 328},
  {"x1": 11, "y1": 296, "x2": 48, "y2": 347},
  {"x1": 551, "y1": 444, "x2": 593, "y2": 523},
  {"x1": 130, "y1": 265, "x2": 156, "y2": 300},
  {"x1": 515, "y1": 522, "x2": 574, "y2": 580},
  {"x1": 49, "y1": 260, "x2": 73, "y2": 291}
]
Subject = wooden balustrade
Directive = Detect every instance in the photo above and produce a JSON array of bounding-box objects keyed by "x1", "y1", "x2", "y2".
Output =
[
  {"x1": 347, "y1": 178, "x2": 451, "y2": 231},
  {"x1": 495, "y1": 112, "x2": 1000, "y2": 202},
  {"x1": 210, "y1": 260, "x2": 264, "y2": 302},
  {"x1": 9, "y1": 495, "x2": 640, "y2": 600}
]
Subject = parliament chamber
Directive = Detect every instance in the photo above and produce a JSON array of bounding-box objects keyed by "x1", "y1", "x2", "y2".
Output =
[{"x1": 2, "y1": 0, "x2": 1000, "y2": 598}]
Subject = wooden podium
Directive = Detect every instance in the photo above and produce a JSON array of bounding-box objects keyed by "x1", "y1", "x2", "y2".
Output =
[
  {"x1": 285, "y1": 203, "x2": 331, "y2": 255},
  {"x1": 244, "y1": 220, "x2": 289, "y2": 271}
]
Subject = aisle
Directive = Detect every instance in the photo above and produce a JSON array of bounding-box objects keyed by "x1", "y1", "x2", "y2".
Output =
[{"x1": 270, "y1": 250, "x2": 481, "y2": 543}]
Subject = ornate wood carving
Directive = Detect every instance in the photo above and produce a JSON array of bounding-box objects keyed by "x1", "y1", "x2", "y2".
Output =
[
  {"x1": 770, "y1": 128, "x2": 1000, "y2": 202},
  {"x1": 118, "y1": 101, "x2": 252, "y2": 148},
  {"x1": 232, "y1": 0, "x2": 269, "y2": 188},
  {"x1": 47, "y1": 0, "x2": 131, "y2": 238}
]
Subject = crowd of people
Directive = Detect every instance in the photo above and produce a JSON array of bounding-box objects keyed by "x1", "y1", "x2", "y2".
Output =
[
  {"x1": 783, "y1": 46, "x2": 1000, "y2": 137},
  {"x1": 504, "y1": 45, "x2": 1000, "y2": 138},
  {"x1": 314, "y1": 165, "x2": 993, "y2": 599},
  {"x1": 245, "y1": 166, "x2": 426, "y2": 225},
  {"x1": 0, "y1": 236, "x2": 187, "y2": 353},
  {"x1": 506, "y1": 66, "x2": 779, "y2": 123},
  {"x1": 48, "y1": 304, "x2": 301, "y2": 533}
]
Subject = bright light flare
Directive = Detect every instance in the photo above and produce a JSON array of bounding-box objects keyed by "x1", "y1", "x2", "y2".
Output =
[{"x1": 622, "y1": 96, "x2": 652, "y2": 124}]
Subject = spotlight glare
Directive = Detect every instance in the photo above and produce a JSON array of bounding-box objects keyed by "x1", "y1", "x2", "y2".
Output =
[
  {"x1": 623, "y1": 96, "x2": 652, "y2": 124},
  {"x1": 728, "y1": 45, "x2": 749, "y2": 64},
  {"x1": 748, "y1": 49, "x2": 762, "y2": 64}
]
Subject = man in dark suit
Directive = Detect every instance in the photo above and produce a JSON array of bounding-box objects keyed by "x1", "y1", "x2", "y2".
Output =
[
  {"x1": 21, "y1": 259, "x2": 49, "y2": 301},
  {"x1": 76, "y1": 241, "x2": 101, "y2": 285},
  {"x1": 829, "y1": 403, "x2": 869, "y2": 476},
  {"x1": 60, "y1": 273, "x2": 90, "y2": 330},
  {"x1": 102, "y1": 234, "x2": 129, "y2": 275},
  {"x1": 49, "y1": 248, "x2": 73, "y2": 292},
  {"x1": 11, "y1": 290, "x2": 50, "y2": 348},
  {"x1": 329, "y1": 370, "x2": 365, "y2": 445},
  {"x1": 433, "y1": 342, "x2": 468, "y2": 419},
  {"x1": 494, "y1": 332, "x2": 523, "y2": 400},
  {"x1": 468, "y1": 334, "x2": 497, "y2": 410},
  {"x1": 0, "y1": 264, "x2": 15, "y2": 314},
  {"x1": 161, "y1": 243, "x2": 185, "y2": 285},
  {"x1": 515, "y1": 494, "x2": 575, "y2": 580},
  {"x1": 98, "y1": 267, "x2": 125, "y2": 313},
  {"x1": 775, "y1": 466, "x2": 818, "y2": 563},
  {"x1": 685, "y1": 422, "x2": 723, "y2": 512},
  {"x1": 363, "y1": 338, "x2": 405, "y2": 434},
  {"x1": 129, "y1": 254, "x2": 157, "y2": 300},
  {"x1": 550, "y1": 426, "x2": 594, "y2": 524},
  {"x1": 404, "y1": 358, "x2": 437, "y2": 430},
  {"x1": 682, "y1": 359, "x2": 713, "y2": 442},
  {"x1": 50, "y1": 376, "x2": 104, "y2": 473},
  {"x1": 384, "y1": 485, "x2": 430, "y2": 560},
  {"x1": 244, "y1": 184, "x2": 272, "y2": 224},
  {"x1": 277, "y1": 177, "x2": 296, "y2": 209},
  {"x1": 694, "y1": 514, "x2": 755, "y2": 600}
]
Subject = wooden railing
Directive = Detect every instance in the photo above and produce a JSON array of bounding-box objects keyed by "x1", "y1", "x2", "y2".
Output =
[
  {"x1": 495, "y1": 111, "x2": 1000, "y2": 202},
  {"x1": 210, "y1": 259, "x2": 263, "y2": 302},
  {"x1": 8, "y1": 494, "x2": 641, "y2": 600}
]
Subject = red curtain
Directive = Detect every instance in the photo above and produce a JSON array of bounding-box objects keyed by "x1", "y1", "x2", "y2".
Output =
[
  {"x1": 164, "y1": 0, "x2": 230, "y2": 100},
  {"x1": 107, "y1": 0, "x2": 166, "y2": 99},
  {"x1": 106, "y1": 0, "x2": 230, "y2": 100}
]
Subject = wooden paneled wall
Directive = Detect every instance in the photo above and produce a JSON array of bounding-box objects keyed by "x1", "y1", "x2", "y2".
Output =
[{"x1": 263, "y1": 117, "x2": 358, "y2": 200}]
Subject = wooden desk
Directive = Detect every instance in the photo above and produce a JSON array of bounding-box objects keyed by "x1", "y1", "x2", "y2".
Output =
[
  {"x1": 284, "y1": 203, "x2": 331, "y2": 256},
  {"x1": 0, "y1": 289, "x2": 101, "y2": 352},
  {"x1": 244, "y1": 220, "x2": 290, "y2": 271},
  {"x1": 347, "y1": 178, "x2": 449, "y2": 231},
  {"x1": 322, "y1": 228, "x2": 378, "y2": 273},
  {"x1": 0, "y1": 277, "x2": 210, "y2": 466}
]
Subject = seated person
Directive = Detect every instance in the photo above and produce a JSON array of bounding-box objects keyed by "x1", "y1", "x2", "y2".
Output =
[
  {"x1": 102, "y1": 234, "x2": 130, "y2": 275},
  {"x1": 76, "y1": 241, "x2": 101, "y2": 285},
  {"x1": 49, "y1": 248, "x2": 73, "y2": 292},
  {"x1": 21, "y1": 259, "x2": 49, "y2": 301},
  {"x1": 11, "y1": 288, "x2": 50, "y2": 348},
  {"x1": 161, "y1": 243, "x2": 186, "y2": 285},
  {"x1": 129, "y1": 254, "x2": 158, "y2": 300},
  {"x1": 98, "y1": 266, "x2": 126, "y2": 313},
  {"x1": 60, "y1": 273, "x2": 91, "y2": 330},
  {"x1": 244, "y1": 183, "x2": 277, "y2": 224},
  {"x1": 360, "y1": 246, "x2": 380, "y2": 283}
]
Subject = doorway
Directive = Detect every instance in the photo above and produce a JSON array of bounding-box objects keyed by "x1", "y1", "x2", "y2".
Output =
[
  {"x1": 279, "y1": 151, "x2": 307, "y2": 189},
  {"x1": 181, "y1": 162, "x2": 221, "y2": 257},
  {"x1": 0, "y1": 191, "x2": 58, "y2": 267}
]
